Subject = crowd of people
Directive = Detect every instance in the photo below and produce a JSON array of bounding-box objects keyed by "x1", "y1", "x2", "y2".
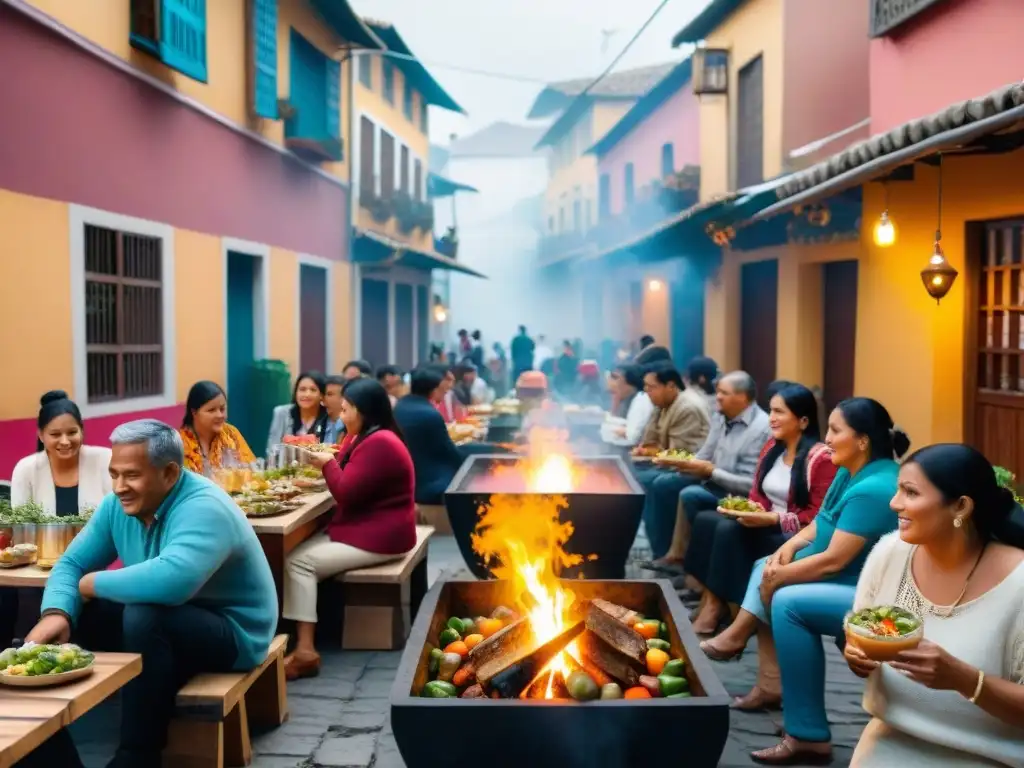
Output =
[{"x1": 2, "y1": 327, "x2": 1024, "y2": 766}]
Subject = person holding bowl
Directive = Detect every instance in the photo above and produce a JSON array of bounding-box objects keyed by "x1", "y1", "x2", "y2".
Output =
[{"x1": 845, "y1": 444, "x2": 1024, "y2": 767}]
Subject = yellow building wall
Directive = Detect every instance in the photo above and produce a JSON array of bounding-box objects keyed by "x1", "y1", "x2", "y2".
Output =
[
  {"x1": 355, "y1": 51, "x2": 432, "y2": 251},
  {"x1": 856, "y1": 149, "x2": 1024, "y2": 449},
  {"x1": 698, "y1": 0, "x2": 785, "y2": 201},
  {"x1": 0, "y1": 191, "x2": 73, "y2": 420},
  {"x1": 332, "y1": 262, "x2": 355, "y2": 366},
  {"x1": 27, "y1": 0, "x2": 351, "y2": 185},
  {"x1": 268, "y1": 248, "x2": 300, "y2": 376},
  {"x1": 174, "y1": 230, "x2": 226, "y2": 397}
]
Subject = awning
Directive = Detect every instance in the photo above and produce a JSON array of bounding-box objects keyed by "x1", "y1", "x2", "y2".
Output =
[
  {"x1": 428, "y1": 172, "x2": 478, "y2": 198},
  {"x1": 309, "y1": 0, "x2": 384, "y2": 50},
  {"x1": 365, "y1": 21, "x2": 465, "y2": 113},
  {"x1": 752, "y1": 82, "x2": 1024, "y2": 222},
  {"x1": 353, "y1": 229, "x2": 486, "y2": 278},
  {"x1": 593, "y1": 173, "x2": 798, "y2": 261}
]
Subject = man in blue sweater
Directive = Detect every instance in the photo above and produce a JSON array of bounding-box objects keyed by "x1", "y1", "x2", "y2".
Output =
[{"x1": 24, "y1": 419, "x2": 277, "y2": 768}]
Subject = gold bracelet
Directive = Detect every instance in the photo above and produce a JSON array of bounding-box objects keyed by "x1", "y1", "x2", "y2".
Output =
[{"x1": 968, "y1": 669, "x2": 985, "y2": 704}]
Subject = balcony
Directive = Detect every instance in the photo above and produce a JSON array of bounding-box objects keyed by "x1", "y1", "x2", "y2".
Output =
[
  {"x1": 435, "y1": 228, "x2": 458, "y2": 259},
  {"x1": 870, "y1": 0, "x2": 950, "y2": 37}
]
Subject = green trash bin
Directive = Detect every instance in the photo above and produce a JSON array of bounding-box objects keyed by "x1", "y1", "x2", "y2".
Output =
[{"x1": 246, "y1": 359, "x2": 292, "y2": 457}]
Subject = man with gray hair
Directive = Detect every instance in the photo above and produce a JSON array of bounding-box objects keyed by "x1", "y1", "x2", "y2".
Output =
[{"x1": 24, "y1": 419, "x2": 277, "y2": 768}]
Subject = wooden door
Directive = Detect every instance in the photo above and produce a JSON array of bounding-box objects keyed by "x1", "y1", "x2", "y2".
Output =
[
  {"x1": 380, "y1": 131, "x2": 395, "y2": 199},
  {"x1": 360, "y1": 278, "x2": 389, "y2": 368},
  {"x1": 736, "y1": 55, "x2": 764, "y2": 188},
  {"x1": 740, "y1": 259, "x2": 778, "y2": 407},
  {"x1": 299, "y1": 264, "x2": 327, "y2": 373},
  {"x1": 822, "y1": 260, "x2": 859, "y2": 412},
  {"x1": 968, "y1": 219, "x2": 1024, "y2": 477},
  {"x1": 359, "y1": 116, "x2": 375, "y2": 193},
  {"x1": 394, "y1": 283, "x2": 414, "y2": 370}
]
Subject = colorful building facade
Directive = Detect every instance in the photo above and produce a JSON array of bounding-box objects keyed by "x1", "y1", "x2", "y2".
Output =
[
  {"x1": 350, "y1": 19, "x2": 476, "y2": 371},
  {"x1": 0, "y1": 0, "x2": 380, "y2": 475}
]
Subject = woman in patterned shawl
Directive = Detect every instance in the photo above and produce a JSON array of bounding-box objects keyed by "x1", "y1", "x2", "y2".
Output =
[{"x1": 178, "y1": 380, "x2": 255, "y2": 475}]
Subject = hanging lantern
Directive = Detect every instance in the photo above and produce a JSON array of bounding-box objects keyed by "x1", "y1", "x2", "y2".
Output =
[
  {"x1": 920, "y1": 240, "x2": 957, "y2": 303},
  {"x1": 873, "y1": 210, "x2": 896, "y2": 247}
]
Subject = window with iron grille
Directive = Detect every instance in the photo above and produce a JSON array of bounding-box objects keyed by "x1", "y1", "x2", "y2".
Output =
[
  {"x1": 359, "y1": 54, "x2": 373, "y2": 89},
  {"x1": 83, "y1": 224, "x2": 164, "y2": 403}
]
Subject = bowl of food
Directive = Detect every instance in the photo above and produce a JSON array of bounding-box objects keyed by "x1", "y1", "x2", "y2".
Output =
[
  {"x1": 844, "y1": 605, "x2": 923, "y2": 661},
  {"x1": 0, "y1": 642, "x2": 96, "y2": 687},
  {"x1": 717, "y1": 496, "x2": 762, "y2": 515},
  {"x1": 654, "y1": 449, "x2": 695, "y2": 468}
]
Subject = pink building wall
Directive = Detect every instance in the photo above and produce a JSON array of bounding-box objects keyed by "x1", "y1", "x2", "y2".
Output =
[
  {"x1": 598, "y1": 83, "x2": 700, "y2": 217},
  {"x1": 870, "y1": 0, "x2": 1024, "y2": 134}
]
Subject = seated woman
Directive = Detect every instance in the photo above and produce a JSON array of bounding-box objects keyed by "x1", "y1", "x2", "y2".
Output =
[
  {"x1": 730, "y1": 398, "x2": 907, "y2": 765},
  {"x1": 178, "y1": 381, "x2": 254, "y2": 475},
  {"x1": 282, "y1": 379, "x2": 416, "y2": 679},
  {"x1": 687, "y1": 384, "x2": 836, "y2": 634},
  {"x1": 602, "y1": 364, "x2": 653, "y2": 448},
  {"x1": 266, "y1": 371, "x2": 329, "y2": 455},
  {"x1": 433, "y1": 365, "x2": 467, "y2": 423},
  {"x1": 11, "y1": 390, "x2": 112, "y2": 514},
  {"x1": 845, "y1": 444, "x2": 1024, "y2": 767}
]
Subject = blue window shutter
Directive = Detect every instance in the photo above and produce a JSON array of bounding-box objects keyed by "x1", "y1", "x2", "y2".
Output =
[
  {"x1": 325, "y1": 57, "x2": 341, "y2": 140},
  {"x1": 159, "y1": 0, "x2": 208, "y2": 83},
  {"x1": 252, "y1": 0, "x2": 278, "y2": 118}
]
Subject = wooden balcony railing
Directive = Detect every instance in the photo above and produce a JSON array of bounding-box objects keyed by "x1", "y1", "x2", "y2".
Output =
[{"x1": 870, "y1": 0, "x2": 949, "y2": 37}]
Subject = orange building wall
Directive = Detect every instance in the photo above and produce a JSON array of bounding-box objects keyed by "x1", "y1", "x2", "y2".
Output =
[
  {"x1": 269, "y1": 247, "x2": 300, "y2": 375},
  {"x1": 174, "y1": 229, "x2": 226, "y2": 396},
  {"x1": 857, "y1": 148, "x2": 1024, "y2": 448}
]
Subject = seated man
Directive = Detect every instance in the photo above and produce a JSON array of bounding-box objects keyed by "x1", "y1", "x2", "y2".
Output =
[
  {"x1": 635, "y1": 359, "x2": 717, "y2": 561},
  {"x1": 23, "y1": 419, "x2": 278, "y2": 768},
  {"x1": 661, "y1": 371, "x2": 771, "y2": 578}
]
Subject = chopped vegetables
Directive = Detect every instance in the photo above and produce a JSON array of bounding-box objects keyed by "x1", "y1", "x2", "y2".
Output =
[
  {"x1": 719, "y1": 496, "x2": 762, "y2": 513},
  {"x1": 0, "y1": 643, "x2": 95, "y2": 676},
  {"x1": 846, "y1": 605, "x2": 921, "y2": 637}
]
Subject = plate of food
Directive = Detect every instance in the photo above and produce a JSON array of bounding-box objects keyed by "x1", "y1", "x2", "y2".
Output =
[
  {"x1": 844, "y1": 605, "x2": 923, "y2": 661},
  {"x1": 292, "y1": 476, "x2": 327, "y2": 492},
  {"x1": 240, "y1": 499, "x2": 304, "y2": 518},
  {"x1": 717, "y1": 496, "x2": 777, "y2": 524},
  {"x1": 0, "y1": 643, "x2": 96, "y2": 687},
  {"x1": 653, "y1": 449, "x2": 695, "y2": 467},
  {"x1": 468, "y1": 404, "x2": 494, "y2": 415},
  {"x1": 301, "y1": 443, "x2": 339, "y2": 455},
  {"x1": 0, "y1": 543, "x2": 38, "y2": 568}
]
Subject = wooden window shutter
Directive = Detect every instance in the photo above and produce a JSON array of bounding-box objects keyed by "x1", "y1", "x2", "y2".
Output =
[
  {"x1": 159, "y1": 0, "x2": 208, "y2": 83},
  {"x1": 325, "y1": 56, "x2": 341, "y2": 141},
  {"x1": 251, "y1": 0, "x2": 278, "y2": 119}
]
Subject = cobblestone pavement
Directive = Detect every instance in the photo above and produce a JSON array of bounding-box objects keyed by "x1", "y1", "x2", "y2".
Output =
[{"x1": 70, "y1": 535, "x2": 868, "y2": 767}]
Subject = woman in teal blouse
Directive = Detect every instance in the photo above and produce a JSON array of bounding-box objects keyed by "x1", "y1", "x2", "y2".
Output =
[{"x1": 711, "y1": 398, "x2": 909, "y2": 766}]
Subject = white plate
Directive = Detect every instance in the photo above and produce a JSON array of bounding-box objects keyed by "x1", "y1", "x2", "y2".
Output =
[{"x1": 0, "y1": 665, "x2": 94, "y2": 687}]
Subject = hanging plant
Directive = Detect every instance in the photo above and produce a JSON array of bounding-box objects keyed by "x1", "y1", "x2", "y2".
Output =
[{"x1": 393, "y1": 193, "x2": 417, "y2": 233}]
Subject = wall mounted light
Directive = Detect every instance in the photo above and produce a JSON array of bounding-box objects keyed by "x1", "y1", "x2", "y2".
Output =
[
  {"x1": 873, "y1": 182, "x2": 896, "y2": 247},
  {"x1": 433, "y1": 304, "x2": 448, "y2": 323},
  {"x1": 920, "y1": 154, "x2": 957, "y2": 304},
  {"x1": 647, "y1": 279, "x2": 663, "y2": 292}
]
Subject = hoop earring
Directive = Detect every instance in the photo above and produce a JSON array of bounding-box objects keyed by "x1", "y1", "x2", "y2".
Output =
[{"x1": 953, "y1": 516, "x2": 964, "y2": 529}]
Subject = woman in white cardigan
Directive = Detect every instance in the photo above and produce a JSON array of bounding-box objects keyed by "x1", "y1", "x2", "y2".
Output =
[
  {"x1": 10, "y1": 391, "x2": 112, "y2": 515},
  {"x1": 845, "y1": 444, "x2": 1024, "y2": 767}
]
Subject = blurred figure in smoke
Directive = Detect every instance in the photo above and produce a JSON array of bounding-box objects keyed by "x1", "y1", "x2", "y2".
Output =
[
  {"x1": 577, "y1": 359, "x2": 603, "y2": 406},
  {"x1": 489, "y1": 342, "x2": 509, "y2": 397},
  {"x1": 639, "y1": 334, "x2": 655, "y2": 351},
  {"x1": 457, "y1": 329, "x2": 471, "y2": 358},
  {"x1": 535, "y1": 334, "x2": 555, "y2": 374},
  {"x1": 510, "y1": 325, "x2": 535, "y2": 383},
  {"x1": 554, "y1": 340, "x2": 579, "y2": 396}
]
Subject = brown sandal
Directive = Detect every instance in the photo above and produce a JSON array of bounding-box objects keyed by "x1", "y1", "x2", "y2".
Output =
[
  {"x1": 731, "y1": 686, "x2": 782, "y2": 712},
  {"x1": 284, "y1": 652, "x2": 321, "y2": 681},
  {"x1": 699, "y1": 638, "x2": 744, "y2": 662},
  {"x1": 750, "y1": 737, "x2": 832, "y2": 765}
]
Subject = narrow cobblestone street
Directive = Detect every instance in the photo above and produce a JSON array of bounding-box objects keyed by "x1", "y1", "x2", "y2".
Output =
[{"x1": 70, "y1": 536, "x2": 867, "y2": 767}]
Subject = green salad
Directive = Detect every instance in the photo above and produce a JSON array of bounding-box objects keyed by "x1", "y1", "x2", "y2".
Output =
[
  {"x1": 720, "y1": 496, "x2": 761, "y2": 513},
  {"x1": 0, "y1": 643, "x2": 96, "y2": 676},
  {"x1": 846, "y1": 605, "x2": 921, "y2": 637}
]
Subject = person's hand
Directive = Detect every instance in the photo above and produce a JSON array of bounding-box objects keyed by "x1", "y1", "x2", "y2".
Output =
[
  {"x1": 25, "y1": 613, "x2": 71, "y2": 645},
  {"x1": 889, "y1": 640, "x2": 976, "y2": 692},
  {"x1": 759, "y1": 564, "x2": 785, "y2": 608},
  {"x1": 682, "y1": 459, "x2": 714, "y2": 479},
  {"x1": 775, "y1": 542, "x2": 798, "y2": 566},
  {"x1": 613, "y1": 426, "x2": 627, "y2": 438},
  {"x1": 79, "y1": 572, "x2": 97, "y2": 600},
  {"x1": 843, "y1": 641, "x2": 880, "y2": 679},
  {"x1": 305, "y1": 451, "x2": 334, "y2": 470},
  {"x1": 737, "y1": 510, "x2": 779, "y2": 528}
]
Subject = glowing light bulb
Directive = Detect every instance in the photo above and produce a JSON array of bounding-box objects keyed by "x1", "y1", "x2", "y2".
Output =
[
  {"x1": 433, "y1": 305, "x2": 447, "y2": 323},
  {"x1": 647, "y1": 279, "x2": 663, "y2": 292},
  {"x1": 873, "y1": 211, "x2": 896, "y2": 247}
]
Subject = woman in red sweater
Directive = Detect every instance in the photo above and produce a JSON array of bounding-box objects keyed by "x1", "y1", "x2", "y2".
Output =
[{"x1": 282, "y1": 378, "x2": 416, "y2": 680}]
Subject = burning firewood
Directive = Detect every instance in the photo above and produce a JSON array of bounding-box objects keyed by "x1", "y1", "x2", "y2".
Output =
[
  {"x1": 584, "y1": 600, "x2": 647, "y2": 664},
  {"x1": 486, "y1": 620, "x2": 586, "y2": 698},
  {"x1": 469, "y1": 617, "x2": 534, "y2": 684},
  {"x1": 577, "y1": 630, "x2": 645, "y2": 687},
  {"x1": 523, "y1": 668, "x2": 571, "y2": 699},
  {"x1": 589, "y1": 598, "x2": 642, "y2": 628}
]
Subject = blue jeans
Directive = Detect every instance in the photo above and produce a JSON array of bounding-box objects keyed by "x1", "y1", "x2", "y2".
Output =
[
  {"x1": 636, "y1": 469, "x2": 699, "y2": 559},
  {"x1": 771, "y1": 582, "x2": 856, "y2": 743},
  {"x1": 741, "y1": 556, "x2": 770, "y2": 621}
]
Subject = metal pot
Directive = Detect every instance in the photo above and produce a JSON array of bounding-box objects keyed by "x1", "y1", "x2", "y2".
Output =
[{"x1": 35, "y1": 523, "x2": 73, "y2": 569}]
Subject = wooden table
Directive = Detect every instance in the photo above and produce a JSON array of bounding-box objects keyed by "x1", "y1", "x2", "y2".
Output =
[
  {"x1": 0, "y1": 652, "x2": 141, "y2": 768},
  {"x1": 249, "y1": 491, "x2": 335, "y2": 607},
  {"x1": 0, "y1": 566, "x2": 49, "y2": 589}
]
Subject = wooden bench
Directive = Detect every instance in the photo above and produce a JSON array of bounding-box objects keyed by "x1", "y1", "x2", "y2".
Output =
[
  {"x1": 337, "y1": 525, "x2": 433, "y2": 650},
  {"x1": 163, "y1": 635, "x2": 288, "y2": 768},
  {"x1": 416, "y1": 504, "x2": 452, "y2": 535}
]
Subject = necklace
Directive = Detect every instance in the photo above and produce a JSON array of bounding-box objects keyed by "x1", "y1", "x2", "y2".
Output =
[{"x1": 916, "y1": 543, "x2": 988, "y2": 619}]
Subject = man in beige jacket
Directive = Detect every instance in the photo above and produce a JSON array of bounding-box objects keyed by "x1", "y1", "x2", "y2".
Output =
[{"x1": 634, "y1": 359, "x2": 718, "y2": 560}]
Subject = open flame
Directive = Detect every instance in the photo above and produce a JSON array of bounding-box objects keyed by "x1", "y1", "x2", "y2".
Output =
[{"x1": 470, "y1": 428, "x2": 595, "y2": 698}]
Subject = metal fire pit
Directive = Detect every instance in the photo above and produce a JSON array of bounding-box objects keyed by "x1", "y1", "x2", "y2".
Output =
[
  {"x1": 483, "y1": 412, "x2": 521, "y2": 444},
  {"x1": 390, "y1": 578, "x2": 730, "y2": 768},
  {"x1": 444, "y1": 455, "x2": 643, "y2": 580}
]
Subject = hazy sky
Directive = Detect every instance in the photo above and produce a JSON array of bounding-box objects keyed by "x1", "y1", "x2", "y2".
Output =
[{"x1": 351, "y1": 0, "x2": 709, "y2": 143}]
